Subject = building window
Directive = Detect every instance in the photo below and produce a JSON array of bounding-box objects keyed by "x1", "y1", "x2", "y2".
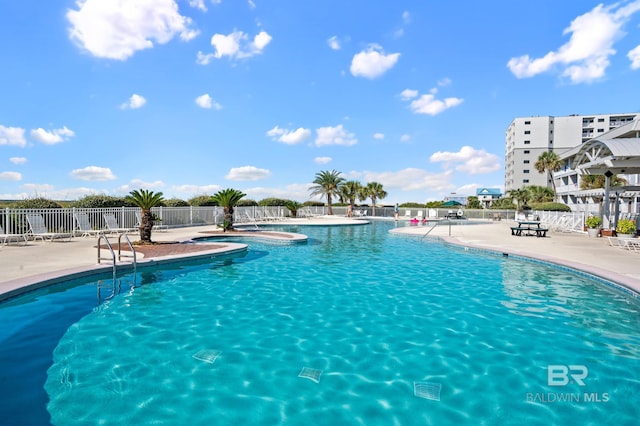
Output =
[
  {"x1": 524, "y1": 130, "x2": 531, "y2": 135},
  {"x1": 523, "y1": 170, "x2": 530, "y2": 174},
  {"x1": 524, "y1": 150, "x2": 530, "y2": 154},
  {"x1": 598, "y1": 129, "x2": 604, "y2": 133},
  {"x1": 524, "y1": 160, "x2": 530, "y2": 164},
  {"x1": 598, "y1": 118, "x2": 604, "y2": 122},
  {"x1": 523, "y1": 179, "x2": 530, "y2": 183},
  {"x1": 524, "y1": 120, "x2": 531, "y2": 125},
  {"x1": 524, "y1": 140, "x2": 531, "y2": 145}
]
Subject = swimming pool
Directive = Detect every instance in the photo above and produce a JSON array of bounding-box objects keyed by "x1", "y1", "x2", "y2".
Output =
[{"x1": 1, "y1": 221, "x2": 639, "y2": 425}]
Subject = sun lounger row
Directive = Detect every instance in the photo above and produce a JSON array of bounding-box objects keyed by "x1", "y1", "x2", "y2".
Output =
[{"x1": 607, "y1": 236, "x2": 640, "y2": 253}]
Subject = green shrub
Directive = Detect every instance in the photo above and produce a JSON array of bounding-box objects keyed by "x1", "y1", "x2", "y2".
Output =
[
  {"x1": 529, "y1": 202, "x2": 571, "y2": 212},
  {"x1": 12, "y1": 197, "x2": 63, "y2": 209},
  {"x1": 616, "y1": 218, "x2": 636, "y2": 235},
  {"x1": 237, "y1": 199, "x2": 258, "y2": 206},
  {"x1": 585, "y1": 216, "x2": 602, "y2": 228},
  {"x1": 70, "y1": 194, "x2": 132, "y2": 208},
  {"x1": 163, "y1": 198, "x2": 189, "y2": 207},
  {"x1": 188, "y1": 195, "x2": 217, "y2": 206},
  {"x1": 258, "y1": 198, "x2": 288, "y2": 206}
]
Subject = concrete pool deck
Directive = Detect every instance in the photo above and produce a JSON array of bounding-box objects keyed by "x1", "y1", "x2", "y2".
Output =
[{"x1": 1, "y1": 216, "x2": 639, "y2": 300}]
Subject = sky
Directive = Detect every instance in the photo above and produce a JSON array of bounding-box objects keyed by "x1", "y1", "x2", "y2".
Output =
[{"x1": 1, "y1": 0, "x2": 640, "y2": 205}]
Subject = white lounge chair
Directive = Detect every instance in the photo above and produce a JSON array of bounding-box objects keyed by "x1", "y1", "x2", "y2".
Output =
[
  {"x1": 103, "y1": 213, "x2": 136, "y2": 234},
  {"x1": 73, "y1": 212, "x2": 103, "y2": 238},
  {"x1": 404, "y1": 210, "x2": 411, "y2": 219},
  {"x1": 26, "y1": 214, "x2": 68, "y2": 242},
  {"x1": 135, "y1": 212, "x2": 168, "y2": 232},
  {"x1": 0, "y1": 224, "x2": 27, "y2": 246}
]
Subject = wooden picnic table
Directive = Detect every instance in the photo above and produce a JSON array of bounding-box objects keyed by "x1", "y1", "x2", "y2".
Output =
[{"x1": 510, "y1": 220, "x2": 549, "y2": 237}]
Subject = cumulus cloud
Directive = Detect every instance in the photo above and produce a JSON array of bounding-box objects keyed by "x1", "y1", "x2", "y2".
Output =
[
  {"x1": 120, "y1": 94, "x2": 146, "y2": 109},
  {"x1": 314, "y1": 157, "x2": 332, "y2": 165},
  {"x1": 0, "y1": 171, "x2": 21, "y2": 181},
  {"x1": 199, "y1": 29, "x2": 272, "y2": 63},
  {"x1": 0, "y1": 125, "x2": 27, "y2": 147},
  {"x1": 66, "y1": 0, "x2": 198, "y2": 60},
  {"x1": 327, "y1": 36, "x2": 341, "y2": 50},
  {"x1": 400, "y1": 134, "x2": 411, "y2": 142},
  {"x1": 403, "y1": 87, "x2": 463, "y2": 116},
  {"x1": 315, "y1": 125, "x2": 357, "y2": 147},
  {"x1": 430, "y1": 146, "x2": 501, "y2": 174},
  {"x1": 10, "y1": 157, "x2": 27, "y2": 165},
  {"x1": 628, "y1": 45, "x2": 640, "y2": 69},
  {"x1": 30, "y1": 126, "x2": 75, "y2": 145},
  {"x1": 189, "y1": 0, "x2": 207, "y2": 12},
  {"x1": 266, "y1": 126, "x2": 312, "y2": 145},
  {"x1": 225, "y1": 165, "x2": 271, "y2": 181},
  {"x1": 350, "y1": 44, "x2": 400, "y2": 79},
  {"x1": 373, "y1": 133, "x2": 384, "y2": 140},
  {"x1": 195, "y1": 94, "x2": 222, "y2": 109},
  {"x1": 507, "y1": 2, "x2": 640, "y2": 83},
  {"x1": 70, "y1": 166, "x2": 116, "y2": 181}
]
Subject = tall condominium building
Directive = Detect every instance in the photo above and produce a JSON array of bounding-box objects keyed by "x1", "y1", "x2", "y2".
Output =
[{"x1": 504, "y1": 113, "x2": 638, "y2": 193}]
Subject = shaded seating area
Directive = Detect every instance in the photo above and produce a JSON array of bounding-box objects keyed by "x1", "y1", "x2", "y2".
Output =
[{"x1": 26, "y1": 214, "x2": 69, "y2": 242}]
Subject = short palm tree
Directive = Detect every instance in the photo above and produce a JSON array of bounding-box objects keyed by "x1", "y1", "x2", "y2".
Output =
[
  {"x1": 534, "y1": 151, "x2": 562, "y2": 200},
  {"x1": 212, "y1": 188, "x2": 246, "y2": 232},
  {"x1": 309, "y1": 170, "x2": 345, "y2": 215},
  {"x1": 363, "y1": 182, "x2": 387, "y2": 216},
  {"x1": 126, "y1": 189, "x2": 165, "y2": 243},
  {"x1": 340, "y1": 180, "x2": 362, "y2": 214}
]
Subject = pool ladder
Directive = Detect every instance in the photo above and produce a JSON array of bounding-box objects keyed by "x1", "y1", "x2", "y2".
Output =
[
  {"x1": 420, "y1": 221, "x2": 440, "y2": 240},
  {"x1": 97, "y1": 233, "x2": 137, "y2": 278}
]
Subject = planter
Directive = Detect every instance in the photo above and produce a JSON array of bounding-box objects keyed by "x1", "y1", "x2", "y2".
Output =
[
  {"x1": 587, "y1": 228, "x2": 600, "y2": 238},
  {"x1": 616, "y1": 233, "x2": 633, "y2": 239},
  {"x1": 601, "y1": 229, "x2": 616, "y2": 237}
]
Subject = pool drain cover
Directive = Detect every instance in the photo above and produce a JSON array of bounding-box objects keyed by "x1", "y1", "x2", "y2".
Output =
[
  {"x1": 192, "y1": 349, "x2": 221, "y2": 364},
  {"x1": 298, "y1": 367, "x2": 322, "y2": 383},
  {"x1": 414, "y1": 381, "x2": 441, "y2": 401}
]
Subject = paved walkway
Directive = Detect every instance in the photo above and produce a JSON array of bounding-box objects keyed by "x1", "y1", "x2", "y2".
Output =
[{"x1": 1, "y1": 217, "x2": 639, "y2": 300}]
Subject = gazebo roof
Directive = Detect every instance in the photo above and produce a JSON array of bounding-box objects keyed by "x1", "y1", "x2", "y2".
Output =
[{"x1": 561, "y1": 137, "x2": 640, "y2": 175}]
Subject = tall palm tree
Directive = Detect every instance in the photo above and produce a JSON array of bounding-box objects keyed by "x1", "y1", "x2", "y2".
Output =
[
  {"x1": 363, "y1": 181, "x2": 387, "y2": 216},
  {"x1": 309, "y1": 170, "x2": 345, "y2": 215},
  {"x1": 340, "y1": 180, "x2": 362, "y2": 214},
  {"x1": 126, "y1": 189, "x2": 165, "y2": 243},
  {"x1": 534, "y1": 151, "x2": 562, "y2": 200},
  {"x1": 212, "y1": 188, "x2": 246, "y2": 232}
]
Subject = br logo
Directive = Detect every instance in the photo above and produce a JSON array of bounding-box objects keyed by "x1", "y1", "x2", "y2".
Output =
[{"x1": 547, "y1": 365, "x2": 588, "y2": 386}]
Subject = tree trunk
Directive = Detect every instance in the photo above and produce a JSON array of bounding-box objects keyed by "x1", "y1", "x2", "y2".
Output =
[{"x1": 140, "y1": 210, "x2": 153, "y2": 243}]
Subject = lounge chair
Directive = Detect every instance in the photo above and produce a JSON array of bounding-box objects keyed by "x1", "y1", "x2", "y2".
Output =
[
  {"x1": 404, "y1": 210, "x2": 411, "y2": 219},
  {"x1": 135, "y1": 212, "x2": 168, "y2": 232},
  {"x1": 26, "y1": 213, "x2": 69, "y2": 242},
  {"x1": 103, "y1": 213, "x2": 136, "y2": 234},
  {"x1": 73, "y1": 212, "x2": 103, "y2": 238},
  {"x1": 0, "y1": 224, "x2": 27, "y2": 246}
]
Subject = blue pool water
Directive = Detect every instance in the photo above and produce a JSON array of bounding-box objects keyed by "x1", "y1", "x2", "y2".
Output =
[{"x1": 1, "y1": 221, "x2": 639, "y2": 425}]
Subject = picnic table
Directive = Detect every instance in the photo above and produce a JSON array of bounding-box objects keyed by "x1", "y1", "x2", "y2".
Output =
[{"x1": 510, "y1": 220, "x2": 548, "y2": 237}]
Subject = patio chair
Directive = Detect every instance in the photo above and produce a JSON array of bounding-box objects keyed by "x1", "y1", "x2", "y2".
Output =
[
  {"x1": 103, "y1": 213, "x2": 136, "y2": 234},
  {"x1": 73, "y1": 212, "x2": 103, "y2": 238},
  {"x1": 404, "y1": 210, "x2": 411, "y2": 219},
  {"x1": 0, "y1": 224, "x2": 28, "y2": 246},
  {"x1": 135, "y1": 212, "x2": 168, "y2": 232},
  {"x1": 26, "y1": 213, "x2": 69, "y2": 242}
]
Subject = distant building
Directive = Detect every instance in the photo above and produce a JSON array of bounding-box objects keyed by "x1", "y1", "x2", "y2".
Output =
[
  {"x1": 505, "y1": 113, "x2": 638, "y2": 193},
  {"x1": 444, "y1": 193, "x2": 467, "y2": 206},
  {"x1": 476, "y1": 188, "x2": 502, "y2": 208}
]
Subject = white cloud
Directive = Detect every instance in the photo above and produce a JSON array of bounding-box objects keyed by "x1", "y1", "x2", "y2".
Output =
[
  {"x1": 350, "y1": 44, "x2": 400, "y2": 79},
  {"x1": 400, "y1": 134, "x2": 411, "y2": 142},
  {"x1": 404, "y1": 88, "x2": 463, "y2": 116},
  {"x1": 402, "y1": 11, "x2": 411, "y2": 25},
  {"x1": 507, "y1": 2, "x2": 640, "y2": 83},
  {"x1": 362, "y1": 168, "x2": 455, "y2": 192},
  {"x1": 314, "y1": 157, "x2": 332, "y2": 165},
  {"x1": 225, "y1": 165, "x2": 271, "y2": 181},
  {"x1": 438, "y1": 77, "x2": 452, "y2": 87},
  {"x1": 628, "y1": 45, "x2": 640, "y2": 69},
  {"x1": 66, "y1": 0, "x2": 198, "y2": 61},
  {"x1": 30, "y1": 126, "x2": 75, "y2": 145},
  {"x1": 328, "y1": 36, "x2": 341, "y2": 50},
  {"x1": 10, "y1": 157, "x2": 27, "y2": 165},
  {"x1": 315, "y1": 124, "x2": 358, "y2": 147},
  {"x1": 0, "y1": 171, "x2": 21, "y2": 181},
  {"x1": 0, "y1": 125, "x2": 27, "y2": 147},
  {"x1": 21, "y1": 183, "x2": 56, "y2": 193},
  {"x1": 430, "y1": 146, "x2": 501, "y2": 175},
  {"x1": 189, "y1": 0, "x2": 207, "y2": 12},
  {"x1": 266, "y1": 126, "x2": 312, "y2": 145},
  {"x1": 195, "y1": 94, "x2": 222, "y2": 109},
  {"x1": 207, "y1": 30, "x2": 272, "y2": 61},
  {"x1": 170, "y1": 184, "x2": 221, "y2": 196},
  {"x1": 70, "y1": 166, "x2": 116, "y2": 181},
  {"x1": 120, "y1": 94, "x2": 146, "y2": 109},
  {"x1": 373, "y1": 133, "x2": 384, "y2": 140},
  {"x1": 400, "y1": 89, "x2": 418, "y2": 100}
]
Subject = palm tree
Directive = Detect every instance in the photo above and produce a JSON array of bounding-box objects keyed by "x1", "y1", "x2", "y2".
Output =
[
  {"x1": 508, "y1": 187, "x2": 530, "y2": 210},
  {"x1": 126, "y1": 189, "x2": 165, "y2": 243},
  {"x1": 212, "y1": 188, "x2": 246, "y2": 232},
  {"x1": 528, "y1": 185, "x2": 554, "y2": 203},
  {"x1": 363, "y1": 181, "x2": 387, "y2": 216},
  {"x1": 340, "y1": 180, "x2": 362, "y2": 215},
  {"x1": 580, "y1": 174, "x2": 627, "y2": 190},
  {"x1": 534, "y1": 151, "x2": 562, "y2": 200},
  {"x1": 309, "y1": 170, "x2": 345, "y2": 215}
]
